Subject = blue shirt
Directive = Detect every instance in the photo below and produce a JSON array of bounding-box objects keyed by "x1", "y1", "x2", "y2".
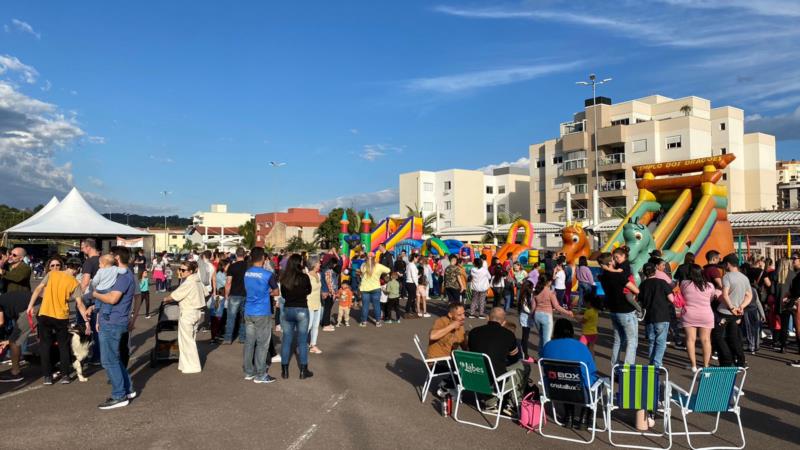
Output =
[
  {"x1": 244, "y1": 266, "x2": 278, "y2": 316},
  {"x1": 99, "y1": 269, "x2": 135, "y2": 326},
  {"x1": 540, "y1": 338, "x2": 599, "y2": 386}
]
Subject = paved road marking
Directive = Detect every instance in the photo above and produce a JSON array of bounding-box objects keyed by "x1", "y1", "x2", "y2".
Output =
[
  {"x1": 324, "y1": 389, "x2": 349, "y2": 413},
  {"x1": 0, "y1": 383, "x2": 45, "y2": 401},
  {"x1": 287, "y1": 424, "x2": 318, "y2": 450}
]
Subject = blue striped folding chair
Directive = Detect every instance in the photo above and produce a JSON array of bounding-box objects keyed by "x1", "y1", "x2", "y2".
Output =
[
  {"x1": 608, "y1": 364, "x2": 672, "y2": 450},
  {"x1": 669, "y1": 366, "x2": 746, "y2": 450}
]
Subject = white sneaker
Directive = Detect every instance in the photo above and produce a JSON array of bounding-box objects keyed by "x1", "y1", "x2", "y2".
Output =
[
  {"x1": 127, "y1": 391, "x2": 138, "y2": 400},
  {"x1": 423, "y1": 313, "x2": 431, "y2": 318},
  {"x1": 271, "y1": 354, "x2": 282, "y2": 363}
]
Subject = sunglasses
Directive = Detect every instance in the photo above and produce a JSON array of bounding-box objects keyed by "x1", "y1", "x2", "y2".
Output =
[
  {"x1": 49, "y1": 264, "x2": 62, "y2": 268},
  {"x1": 178, "y1": 268, "x2": 189, "y2": 272},
  {"x1": 10, "y1": 253, "x2": 20, "y2": 258}
]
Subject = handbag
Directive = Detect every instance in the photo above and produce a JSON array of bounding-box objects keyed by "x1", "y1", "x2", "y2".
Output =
[{"x1": 518, "y1": 390, "x2": 546, "y2": 432}]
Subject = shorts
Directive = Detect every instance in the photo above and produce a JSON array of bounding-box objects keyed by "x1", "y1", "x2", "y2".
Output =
[
  {"x1": 9, "y1": 312, "x2": 34, "y2": 347},
  {"x1": 580, "y1": 334, "x2": 598, "y2": 346}
]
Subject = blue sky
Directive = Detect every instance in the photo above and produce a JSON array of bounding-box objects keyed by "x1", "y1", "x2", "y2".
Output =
[{"x1": 1, "y1": 0, "x2": 798, "y2": 218}]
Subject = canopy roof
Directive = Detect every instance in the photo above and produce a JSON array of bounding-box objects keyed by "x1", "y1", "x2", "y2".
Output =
[{"x1": 4, "y1": 188, "x2": 152, "y2": 237}]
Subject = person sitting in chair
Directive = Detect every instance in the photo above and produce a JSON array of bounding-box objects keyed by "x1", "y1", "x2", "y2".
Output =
[{"x1": 540, "y1": 318, "x2": 599, "y2": 430}]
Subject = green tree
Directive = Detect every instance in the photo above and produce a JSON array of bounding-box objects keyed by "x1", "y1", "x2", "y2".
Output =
[
  {"x1": 680, "y1": 104, "x2": 692, "y2": 116},
  {"x1": 313, "y1": 207, "x2": 363, "y2": 248},
  {"x1": 404, "y1": 204, "x2": 437, "y2": 235},
  {"x1": 0, "y1": 204, "x2": 40, "y2": 231},
  {"x1": 286, "y1": 235, "x2": 318, "y2": 253},
  {"x1": 238, "y1": 219, "x2": 256, "y2": 249}
]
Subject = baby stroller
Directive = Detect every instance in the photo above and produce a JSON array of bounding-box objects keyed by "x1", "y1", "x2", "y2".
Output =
[{"x1": 150, "y1": 302, "x2": 180, "y2": 367}]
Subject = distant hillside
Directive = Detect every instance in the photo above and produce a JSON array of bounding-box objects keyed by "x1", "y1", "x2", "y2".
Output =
[
  {"x1": 104, "y1": 213, "x2": 192, "y2": 228},
  {"x1": 0, "y1": 204, "x2": 43, "y2": 231}
]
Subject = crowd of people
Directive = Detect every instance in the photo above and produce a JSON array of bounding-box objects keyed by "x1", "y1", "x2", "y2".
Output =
[{"x1": 1, "y1": 239, "x2": 799, "y2": 419}]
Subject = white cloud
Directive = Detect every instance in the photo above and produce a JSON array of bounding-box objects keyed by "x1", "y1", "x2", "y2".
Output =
[
  {"x1": 149, "y1": 154, "x2": 174, "y2": 163},
  {"x1": 655, "y1": 0, "x2": 800, "y2": 17},
  {"x1": 86, "y1": 136, "x2": 106, "y2": 144},
  {"x1": 0, "y1": 55, "x2": 39, "y2": 84},
  {"x1": 349, "y1": 128, "x2": 359, "y2": 134},
  {"x1": 87, "y1": 176, "x2": 104, "y2": 187},
  {"x1": 69, "y1": 90, "x2": 78, "y2": 96},
  {"x1": 0, "y1": 81, "x2": 83, "y2": 206},
  {"x1": 406, "y1": 61, "x2": 582, "y2": 94},
  {"x1": 5, "y1": 19, "x2": 41, "y2": 39},
  {"x1": 477, "y1": 157, "x2": 531, "y2": 174},
  {"x1": 303, "y1": 188, "x2": 399, "y2": 213},
  {"x1": 745, "y1": 106, "x2": 800, "y2": 141},
  {"x1": 41, "y1": 80, "x2": 52, "y2": 92},
  {"x1": 359, "y1": 143, "x2": 402, "y2": 161},
  {"x1": 81, "y1": 191, "x2": 174, "y2": 215}
]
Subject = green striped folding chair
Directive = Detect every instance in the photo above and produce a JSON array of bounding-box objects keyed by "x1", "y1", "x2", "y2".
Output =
[
  {"x1": 608, "y1": 364, "x2": 672, "y2": 450},
  {"x1": 669, "y1": 366, "x2": 746, "y2": 450},
  {"x1": 451, "y1": 350, "x2": 520, "y2": 430}
]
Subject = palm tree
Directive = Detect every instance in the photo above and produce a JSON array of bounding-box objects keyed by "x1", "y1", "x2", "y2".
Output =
[
  {"x1": 680, "y1": 104, "x2": 692, "y2": 117},
  {"x1": 405, "y1": 204, "x2": 437, "y2": 235}
]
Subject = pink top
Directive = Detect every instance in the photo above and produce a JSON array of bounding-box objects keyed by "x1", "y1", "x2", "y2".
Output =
[
  {"x1": 654, "y1": 270, "x2": 673, "y2": 285},
  {"x1": 679, "y1": 280, "x2": 719, "y2": 329},
  {"x1": 533, "y1": 287, "x2": 571, "y2": 316}
]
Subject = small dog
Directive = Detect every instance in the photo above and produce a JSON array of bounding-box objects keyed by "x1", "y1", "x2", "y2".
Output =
[{"x1": 68, "y1": 324, "x2": 92, "y2": 382}]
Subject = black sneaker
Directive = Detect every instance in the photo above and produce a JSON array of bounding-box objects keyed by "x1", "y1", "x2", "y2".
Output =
[
  {"x1": 98, "y1": 397, "x2": 130, "y2": 410},
  {"x1": 0, "y1": 372, "x2": 23, "y2": 382},
  {"x1": 60, "y1": 375, "x2": 72, "y2": 384},
  {"x1": 43, "y1": 376, "x2": 53, "y2": 385}
]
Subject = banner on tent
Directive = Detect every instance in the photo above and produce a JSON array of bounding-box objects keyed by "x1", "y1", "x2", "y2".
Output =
[{"x1": 117, "y1": 236, "x2": 144, "y2": 248}]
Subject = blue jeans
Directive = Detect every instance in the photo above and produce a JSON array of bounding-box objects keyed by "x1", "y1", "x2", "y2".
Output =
[
  {"x1": 646, "y1": 322, "x2": 669, "y2": 367},
  {"x1": 243, "y1": 315, "x2": 273, "y2": 377},
  {"x1": 224, "y1": 295, "x2": 246, "y2": 343},
  {"x1": 610, "y1": 311, "x2": 639, "y2": 365},
  {"x1": 281, "y1": 307, "x2": 309, "y2": 365},
  {"x1": 577, "y1": 282, "x2": 593, "y2": 308},
  {"x1": 504, "y1": 287, "x2": 515, "y2": 311},
  {"x1": 361, "y1": 289, "x2": 382, "y2": 324},
  {"x1": 99, "y1": 323, "x2": 132, "y2": 401},
  {"x1": 533, "y1": 312, "x2": 553, "y2": 355},
  {"x1": 308, "y1": 308, "x2": 321, "y2": 346}
]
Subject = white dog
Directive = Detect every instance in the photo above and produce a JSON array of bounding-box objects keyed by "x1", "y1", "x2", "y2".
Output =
[{"x1": 68, "y1": 324, "x2": 92, "y2": 382}]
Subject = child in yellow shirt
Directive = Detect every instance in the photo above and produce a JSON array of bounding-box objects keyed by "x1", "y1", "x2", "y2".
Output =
[{"x1": 578, "y1": 296, "x2": 601, "y2": 355}]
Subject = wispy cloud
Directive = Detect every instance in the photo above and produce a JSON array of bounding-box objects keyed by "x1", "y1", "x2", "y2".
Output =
[
  {"x1": 746, "y1": 106, "x2": 800, "y2": 141},
  {"x1": 40, "y1": 80, "x2": 52, "y2": 92},
  {"x1": 302, "y1": 188, "x2": 399, "y2": 213},
  {"x1": 4, "y1": 19, "x2": 41, "y2": 39},
  {"x1": 406, "y1": 61, "x2": 582, "y2": 94},
  {"x1": 358, "y1": 143, "x2": 403, "y2": 161},
  {"x1": 349, "y1": 128, "x2": 359, "y2": 135},
  {"x1": 477, "y1": 157, "x2": 530, "y2": 174},
  {"x1": 87, "y1": 136, "x2": 106, "y2": 144},
  {"x1": 87, "y1": 176, "x2": 104, "y2": 187},
  {"x1": 655, "y1": 0, "x2": 800, "y2": 17},
  {"x1": 149, "y1": 154, "x2": 174, "y2": 163},
  {"x1": 0, "y1": 54, "x2": 39, "y2": 84}
]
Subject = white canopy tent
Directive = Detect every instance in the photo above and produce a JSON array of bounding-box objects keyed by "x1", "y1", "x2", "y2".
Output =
[{"x1": 3, "y1": 188, "x2": 152, "y2": 238}]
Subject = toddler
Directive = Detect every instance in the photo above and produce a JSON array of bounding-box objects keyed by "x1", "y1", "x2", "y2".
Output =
[
  {"x1": 417, "y1": 274, "x2": 430, "y2": 318},
  {"x1": 337, "y1": 284, "x2": 354, "y2": 327},
  {"x1": 379, "y1": 273, "x2": 389, "y2": 323},
  {"x1": 578, "y1": 295, "x2": 601, "y2": 355},
  {"x1": 83, "y1": 254, "x2": 127, "y2": 303},
  {"x1": 385, "y1": 272, "x2": 402, "y2": 323},
  {"x1": 139, "y1": 270, "x2": 151, "y2": 318}
]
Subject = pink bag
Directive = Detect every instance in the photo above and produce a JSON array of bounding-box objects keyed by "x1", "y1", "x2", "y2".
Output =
[{"x1": 518, "y1": 391, "x2": 546, "y2": 432}]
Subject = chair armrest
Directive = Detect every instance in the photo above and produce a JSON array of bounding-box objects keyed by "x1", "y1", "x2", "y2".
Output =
[
  {"x1": 669, "y1": 381, "x2": 689, "y2": 396},
  {"x1": 425, "y1": 356, "x2": 452, "y2": 364},
  {"x1": 590, "y1": 378, "x2": 606, "y2": 392},
  {"x1": 496, "y1": 371, "x2": 516, "y2": 382}
]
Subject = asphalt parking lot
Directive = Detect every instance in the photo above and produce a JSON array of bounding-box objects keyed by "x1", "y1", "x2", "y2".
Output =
[{"x1": 2, "y1": 293, "x2": 799, "y2": 450}]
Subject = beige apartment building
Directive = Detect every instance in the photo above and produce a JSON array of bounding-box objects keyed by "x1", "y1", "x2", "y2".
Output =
[
  {"x1": 399, "y1": 166, "x2": 530, "y2": 229},
  {"x1": 778, "y1": 159, "x2": 800, "y2": 210},
  {"x1": 530, "y1": 95, "x2": 777, "y2": 235},
  {"x1": 191, "y1": 204, "x2": 253, "y2": 228}
]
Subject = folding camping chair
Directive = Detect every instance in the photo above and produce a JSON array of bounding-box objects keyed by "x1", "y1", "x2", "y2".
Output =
[
  {"x1": 413, "y1": 334, "x2": 455, "y2": 403},
  {"x1": 607, "y1": 364, "x2": 672, "y2": 450},
  {"x1": 451, "y1": 350, "x2": 520, "y2": 430},
  {"x1": 669, "y1": 366, "x2": 747, "y2": 450},
  {"x1": 537, "y1": 358, "x2": 608, "y2": 444}
]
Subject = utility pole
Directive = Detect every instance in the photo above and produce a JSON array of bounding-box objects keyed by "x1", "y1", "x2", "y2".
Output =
[{"x1": 576, "y1": 73, "x2": 612, "y2": 227}]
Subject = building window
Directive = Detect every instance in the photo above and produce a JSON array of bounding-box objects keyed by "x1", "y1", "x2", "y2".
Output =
[
  {"x1": 719, "y1": 122, "x2": 726, "y2": 131},
  {"x1": 536, "y1": 160, "x2": 545, "y2": 168},
  {"x1": 632, "y1": 139, "x2": 647, "y2": 153},
  {"x1": 444, "y1": 220, "x2": 452, "y2": 228},
  {"x1": 611, "y1": 118, "x2": 630, "y2": 126},
  {"x1": 486, "y1": 186, "x2": 494, "y2": 194},
  {"x1": 444, "y1": 181, "x2": 451, "y2": 190},
  {"x1": 721, "y1": 147, "x2": 727, "y2": 155},
  {"x1": 423, "y1": 182, "x2": 434, "y2": 192},
  {"x1": 666, "y1": 135, "x2": 682, "y2": 149},
  {"x1": 257, "y1": 224, "x2": 261, "y2": 231},
  {"x1": 537, "y1": 208, "x2": 546, "y2": 214},
  {"x1": 257, "y1": 235, "x2": 262, "y2": 242},
  {"x1": 498, "y1": 204, "x2": 507, "y2": 214},
  {"x1": 486, "y1": 203, "x2": 494, "y2": 214},
  {"x1": 636, "y1": 118, "x2": 647, "y2": 123},
  {"x1": 552, "y1": 155, "x2": 563, "y2": 165},
  {"x1": 722, "y1": 173, "x2": 727, "y2": 181},
  {"x1": 498, "y1": 185, "x2": 506, "y2": 194},
  {"x1": 423, "y1": 202, "x2": 434, "y2": 211},
  {"x1": 444, "y1": 201, "x2": 451, "y2": 210}
]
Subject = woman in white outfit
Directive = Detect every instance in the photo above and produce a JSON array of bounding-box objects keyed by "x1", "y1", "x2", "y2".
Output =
[
  {"x1": 307, "y1": 255, "x2": 323, "y2": 354},
  {"x1": 164, "y1": 260, "x2": 206, "y2": 374}
]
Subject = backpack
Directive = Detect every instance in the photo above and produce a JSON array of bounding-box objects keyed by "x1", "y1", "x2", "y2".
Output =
[{"x1": 518, "y1": 388, "x2": 546, "y2": 432}]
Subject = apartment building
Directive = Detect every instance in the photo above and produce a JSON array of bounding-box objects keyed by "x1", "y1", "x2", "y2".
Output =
[
  {"x1": 191, "y1": 204, "x2": 253, "y2": 228},
  {"x1": 399, "y1": 166, "x2": 530, "y2": 229},
  {"x1": 530, "y1": 94, "x2": 777, "y2": 230},
  {"x1": 778, "y1": 159, "x2": 800, "y2": 210}
]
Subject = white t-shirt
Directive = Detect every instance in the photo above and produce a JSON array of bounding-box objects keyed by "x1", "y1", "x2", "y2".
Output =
[
  {"x1": 554, "y1": 270, "x2": 566, "y2": 290},
  {"x1": 406, "y1": 262, "x2": 419, "y2": 285},
  {"x1": 470, "y1": 266, "x2": 491, "y2": 291}
]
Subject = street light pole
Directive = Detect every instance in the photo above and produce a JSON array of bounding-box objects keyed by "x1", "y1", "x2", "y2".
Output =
[
  {"x1": 160, "y1": 190, "x2": 171, "y2": 253},
  {"x1": 576, "y1": 73, "x2": 612, "y2": 227}
]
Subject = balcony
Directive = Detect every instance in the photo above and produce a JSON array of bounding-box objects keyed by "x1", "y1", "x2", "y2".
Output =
[
  {"x1": 600, "y1": 179, "x2": 627, "y2": 198},
  {"x1": 599, "y1": 152, "x2": 627, "y2": 172},
  {"x1": 559, "y1": 209, "x2": 588, "y2": 222},
  {"x1": 597, "y1": 124, "x2": 628, "y2": 146},
  {"x1": 572, "y1": 183, "x2": 588, "y2": 194},
  {"x1": 602, "y1": 206, "x2": 628, "y2": 219},
  {"x1": 562, "y1": 131, "x2": 589, "y2": 152},
  {"x1": 562, "y1": 158, "x2": 590, "y2": 177}
]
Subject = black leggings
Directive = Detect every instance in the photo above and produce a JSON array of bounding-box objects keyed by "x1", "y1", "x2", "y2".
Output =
[
  {"x1": 138, "y1": 291, "x2": 150, "y2": 316},
  {"x1": 321, "y1": 295, "x2": 334, "y2": 327},
  {"x1": 492, "y1": 287, "x2": 505, "y2": 308},
  {"x1": 521, "y1": 326, "x2": 531, "y2": 358},
  {"x1": 38, "y1": 315, "x2": 70, "y2": 377},
  {"x1": 386, "y1": 297, "x2": 402, "y2": 321}
]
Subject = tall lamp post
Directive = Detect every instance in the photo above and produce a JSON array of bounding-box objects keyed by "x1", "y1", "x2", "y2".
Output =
[
  {"x1": 576, "y1": 73, "x2": 611, "y2": 228},
  {"x1": 160, "y1": 190, "x2": 171, "y2": 254}
]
